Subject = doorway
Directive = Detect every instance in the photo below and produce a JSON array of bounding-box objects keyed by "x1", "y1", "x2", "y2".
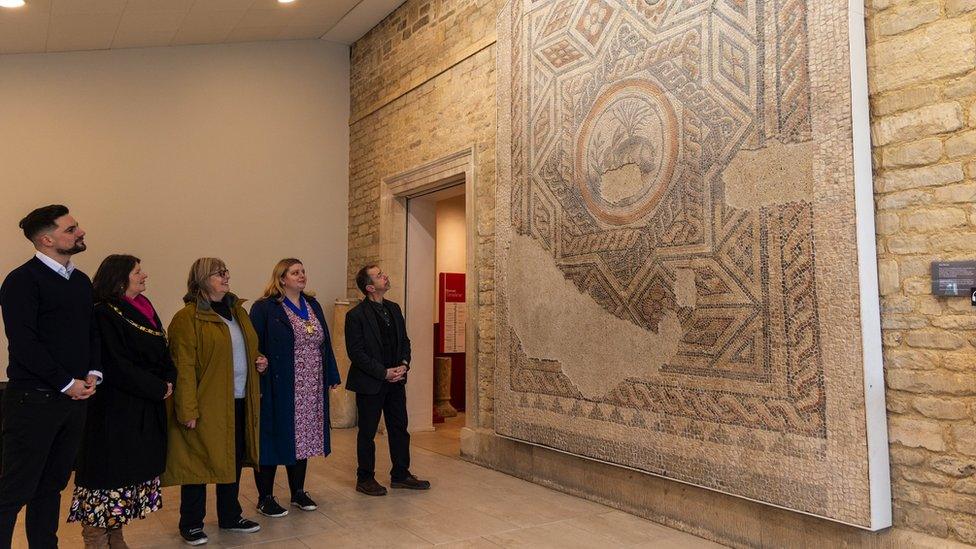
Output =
[
  {"x1": 404, "y1": 183, "x2": 467, "y2": 456},
  {"x1": 376, "y1": 146, "x2": 479, "y2": 455}
]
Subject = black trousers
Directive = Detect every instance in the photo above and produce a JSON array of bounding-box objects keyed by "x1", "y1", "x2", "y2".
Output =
[
  {"x1": 179, "y1": 399, "x2": 245, "y2": 531},
  {"x1": 253, "y1": 460, "x2": 307, "y2": 499},
  {"x1": 356, "y1": 382, "x2": 410, "y2": 482},
  {"x1": 0, "y1": 389, "x2": 86, "y2": 549}
]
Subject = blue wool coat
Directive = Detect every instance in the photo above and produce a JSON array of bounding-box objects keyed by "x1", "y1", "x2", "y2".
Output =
[{"x1": 249, "y1": 295, "x2": 341, "y2": 466}]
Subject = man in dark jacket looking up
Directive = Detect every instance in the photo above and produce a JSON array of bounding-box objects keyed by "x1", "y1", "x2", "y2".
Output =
[
  {"x1": 345, "y1": 265, "x2": 430, "y2": 496},
  {"x1": 0, "y1": 204, "x2": 102, "y2": 548}
]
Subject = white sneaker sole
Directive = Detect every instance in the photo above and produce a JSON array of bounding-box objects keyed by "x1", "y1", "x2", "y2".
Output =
[
  {"x1": 182, "y1": 535, "x2": 208, "y2": 546},
  {"x1": 257, "y1": 507, "x2": 289, "y2": 518},
  {"x1": 291, "y1": 501, "x2": 318, "y2": 511},
  {"x1": 221, "y1": 525, "x2": 261, "y2": 534}
]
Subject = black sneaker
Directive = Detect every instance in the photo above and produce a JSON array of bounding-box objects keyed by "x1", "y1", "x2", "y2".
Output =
[
  {"x1": 219, "y1": 517, "x2": 261, "y2": 533},
  {"x1": 291, "y1": 491, "x2": 318, "y2": 511},
  {"x1": 391, "y1": 474, "x2": 431, "y2": 490},
  {"x1": 180, "y1": 528, "x2": 208, "y2": 546},
  {"x1": 257, "y1": 495, "x2": 289, "y2": 517}
]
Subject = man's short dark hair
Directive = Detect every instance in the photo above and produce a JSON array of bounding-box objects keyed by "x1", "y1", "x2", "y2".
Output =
[
  {"x1": 356, "y1": 264, "x2": 379, "y2": 295},
  {"x1": 19, "y1": 204, "x2": 69, "y2": 241}
]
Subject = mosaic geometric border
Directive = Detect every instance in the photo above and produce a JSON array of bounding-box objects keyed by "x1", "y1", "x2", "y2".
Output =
[{"x1": 495, "y1": 0, "x2": 890, "y2": 529}]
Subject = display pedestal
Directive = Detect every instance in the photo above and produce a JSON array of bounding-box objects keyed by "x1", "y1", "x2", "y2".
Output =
[{"x1": 330, "y1": 300, "x2": 357, "y2": 428}]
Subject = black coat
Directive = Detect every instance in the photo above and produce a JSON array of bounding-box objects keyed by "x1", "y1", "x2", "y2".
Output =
[
  {"x1": 74, "y1": 298, "x2": 177, "y2": 489},
  {"x1": 344, "y1": 298, "x2": 411, "y2": 395}
]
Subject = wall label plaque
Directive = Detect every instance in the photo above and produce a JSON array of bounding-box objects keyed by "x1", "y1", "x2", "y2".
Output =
[{"x1": 930, "y1": 261, "x2": 976, "y2": 296}]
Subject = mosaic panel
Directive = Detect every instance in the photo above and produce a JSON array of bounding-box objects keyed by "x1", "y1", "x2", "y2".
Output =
[{"x1": 495, "y1": 0, "x2": 887, "y2": 527}]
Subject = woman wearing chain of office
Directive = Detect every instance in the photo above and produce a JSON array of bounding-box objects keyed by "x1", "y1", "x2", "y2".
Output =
[{"x1": 248, "y1": 258, "x2": 341, "y2": 518}]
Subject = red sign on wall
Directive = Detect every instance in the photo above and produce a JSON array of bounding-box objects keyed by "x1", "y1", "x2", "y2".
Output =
[{"x1": 438, "y1": 272, "x2": 465, "y2": 354}]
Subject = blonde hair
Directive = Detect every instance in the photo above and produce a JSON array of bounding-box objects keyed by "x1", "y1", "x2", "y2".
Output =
[
  {"x1": 261, "y1": 258, "x2": 315, "y2": 301},
  {"x1": 185, "y1": 257, "x2": 227, "y2": 303}
]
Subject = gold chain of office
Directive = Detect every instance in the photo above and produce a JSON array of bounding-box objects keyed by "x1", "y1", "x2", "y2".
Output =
[{"x1": 108, "y1": 303, "x2": 166, "y2": 338}]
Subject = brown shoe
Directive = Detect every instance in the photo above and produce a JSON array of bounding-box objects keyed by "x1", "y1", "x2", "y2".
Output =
[
  {"x1": 356, "y1": 478, "x2": 388, "y2": 496},
  {"x1": 391, "y1": 474, "x2": 431, "y2": 490},
  {"x1": 107, "y1": 527, "x2": 129, "y2": 549},
  {"x1": 82, "y1": 525, "x2": 110, "y2": 549}
]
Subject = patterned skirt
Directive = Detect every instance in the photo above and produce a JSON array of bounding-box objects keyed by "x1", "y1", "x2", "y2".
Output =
[{"x1": 67, "y1": 477, "x2": 162, "y2": 528}]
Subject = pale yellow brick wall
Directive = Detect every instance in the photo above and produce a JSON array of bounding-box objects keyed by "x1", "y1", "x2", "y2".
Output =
[
  {"x1": 867, "y1": 0, "x2": 976, "y2": 543},
  {"x1": 349, "y1": 0, "x2": 976, "y2": 544},
  {"x1": 347, "y1": 0, "x2": 502, "y2": 427},
  {"x1": 350, "y1": 0, "x2": 502, "y2": 123}
]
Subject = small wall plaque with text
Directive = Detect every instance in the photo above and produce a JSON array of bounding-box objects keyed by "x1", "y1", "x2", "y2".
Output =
[{"x1": 931, "y1": 261, "x2": 976, "y2": 296}]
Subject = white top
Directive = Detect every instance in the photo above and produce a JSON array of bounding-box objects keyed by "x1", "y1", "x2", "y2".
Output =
[{"x1": 220, "y1": 315, "x2": 248, "y2": 399}]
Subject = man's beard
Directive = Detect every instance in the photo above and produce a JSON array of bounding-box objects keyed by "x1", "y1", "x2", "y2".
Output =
[{"x1": 56, "y1": 241, "x2": 86, "y2": 255}]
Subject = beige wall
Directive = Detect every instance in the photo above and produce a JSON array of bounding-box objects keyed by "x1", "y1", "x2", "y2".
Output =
[
  {"x1": 0, "y1": 40, "x2": 350, "y2": 373},
  {"x1": 348, "y1": 0, "x2": 976, "y2": 547},
  {"x1": 435, "y1": 193, "x2": 466, "y2": 320}
]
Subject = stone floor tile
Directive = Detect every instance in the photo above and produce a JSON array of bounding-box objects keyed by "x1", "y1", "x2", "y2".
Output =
[
  {"x1": 483, "y1": 521, "x2": 627, "y2": 548},
  {"x1": 567, "y1": 511, "x2": 679, "y2": 546},
  {"x1": 395, "y1": 507, "x2": 520, "y2": 544},
  {"x1": 433, "y1": 537, "x2": 504, "y2": 548},
  {"x1": 298, "y1": 520, "x2": 433, "y2": 547}
]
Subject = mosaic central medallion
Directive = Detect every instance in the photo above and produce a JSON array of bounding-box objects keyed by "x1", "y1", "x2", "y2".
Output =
[{"x1": 575, "y1": 79, "x2": 679, "y2": 225}]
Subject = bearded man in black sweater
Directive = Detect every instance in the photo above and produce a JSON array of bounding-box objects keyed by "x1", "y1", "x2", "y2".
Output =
[{"x1": 0, "y1": 205, "x2": 102, "y2": 548}]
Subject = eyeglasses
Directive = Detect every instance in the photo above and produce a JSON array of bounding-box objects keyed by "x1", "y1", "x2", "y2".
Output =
[{"x1": 210, "y1": 269, "x2": 229, "y2": 278}]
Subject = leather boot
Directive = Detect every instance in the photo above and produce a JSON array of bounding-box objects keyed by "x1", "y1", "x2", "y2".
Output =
[
  {"x1": 81, "y1": 524, "x2": 109, "y2": 549},
  {"x1": 107, "y1": 526, "x2": 129, "y2": 549}
]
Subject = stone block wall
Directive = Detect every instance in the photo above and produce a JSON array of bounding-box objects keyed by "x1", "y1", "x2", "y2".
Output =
[
  {"x1": 347, "y1": 0, "x2": 503, "y2": 427},
  {"x1": 348, "y1": 0, "x2": 976, "y2": 545},
  {"x1": 350, "y1": 0, "x2": 501, "y2": 123},
  {"x1": 867, "y1": 0, "x2": 976, "y2": 543}
]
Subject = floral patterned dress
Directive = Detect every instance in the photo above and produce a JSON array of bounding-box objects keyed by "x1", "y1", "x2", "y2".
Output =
[
  {"x1": 67, "y1": 478, "x2": 162, "y2": 528},
  {"x1": 283, "y1": 304, "x2": 326, "y2": 459}
]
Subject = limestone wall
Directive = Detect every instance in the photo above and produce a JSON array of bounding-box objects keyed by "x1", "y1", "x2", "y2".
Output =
[
  {"x1": 867, "y1": 0, "x2": 976, "y2": 543},
  {"x1": 347, "y1": 0, "x2": 502, "y2": 428},
  {"x1": 348, "y1": 0, "x2": 976, "y2": 545}
]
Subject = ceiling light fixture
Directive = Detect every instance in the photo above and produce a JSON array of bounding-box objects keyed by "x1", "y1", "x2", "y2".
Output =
[
  {"x1": 278, "y1": 0, "x2": 296, "y2": 3},
  {"x1": 0, "y1": 0, "x2": 26, "y2": 8}
]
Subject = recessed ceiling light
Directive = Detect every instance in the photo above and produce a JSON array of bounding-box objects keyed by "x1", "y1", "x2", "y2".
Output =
[
  {"x1": 278, "y1": 0, "x2": 296, "y2": 3},
  {"x1": 0, "y1": 0, "x2": 26, "y2": 8}
]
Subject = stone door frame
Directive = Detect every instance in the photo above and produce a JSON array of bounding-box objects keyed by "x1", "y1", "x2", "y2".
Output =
[{"x1": 379, "y1": 146, "x2": 480, "y2": 429}]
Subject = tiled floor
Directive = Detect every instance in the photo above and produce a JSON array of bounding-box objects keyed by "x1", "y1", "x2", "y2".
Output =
[{"x1": 12, "y1": 414, "x2": 726, "y2": 548}]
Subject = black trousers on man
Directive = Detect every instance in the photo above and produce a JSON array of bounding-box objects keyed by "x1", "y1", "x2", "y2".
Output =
[
  {"x1": 0, "y1": 388, "x2": 86, "y2": 549},
  {"x1": 179, "y1": 398, "x2": 245, "y2": 531},
  {"x1": 356, "y1": 382, "x2": 410, "y2": 482}
]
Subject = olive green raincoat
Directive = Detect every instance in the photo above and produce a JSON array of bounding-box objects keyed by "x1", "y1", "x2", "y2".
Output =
[{"x1": 161, "y1": 293, "x2": 261, "y2": 486}]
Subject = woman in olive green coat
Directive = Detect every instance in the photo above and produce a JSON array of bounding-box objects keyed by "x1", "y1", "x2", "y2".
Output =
[{"x1": 162, "y1": 257, "x2": 267, "y2": 545}]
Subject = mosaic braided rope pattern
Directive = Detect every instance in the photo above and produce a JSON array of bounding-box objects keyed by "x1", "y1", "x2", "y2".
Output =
[{"x1": 496, "y1": 0, "x2": 881, "y2": 526}]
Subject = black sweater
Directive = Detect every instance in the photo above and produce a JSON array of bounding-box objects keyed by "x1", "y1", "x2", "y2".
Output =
[{"x1": 0, "y1": 257, "x2": 100, "y2": 391}]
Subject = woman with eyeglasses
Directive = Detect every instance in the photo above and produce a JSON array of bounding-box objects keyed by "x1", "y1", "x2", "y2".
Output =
[
  {"x1": 70, "y1": 255, "x2": 176, "y2": 548},
  {"x1": 248, "y1": 258, "x2": 341, "y2": 518},
  {"x1": 162, "y1": 258, "x2": 267, "y2": 546}
]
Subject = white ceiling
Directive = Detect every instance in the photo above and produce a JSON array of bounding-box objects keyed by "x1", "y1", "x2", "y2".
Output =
[{"x1": 0, "y1": 0, "x2": 404, "y2": 54}]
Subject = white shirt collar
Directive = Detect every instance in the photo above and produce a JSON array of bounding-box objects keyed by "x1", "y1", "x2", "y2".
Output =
[{"x1": 34, "y1": 251, "x2": 75, "y2": 279}]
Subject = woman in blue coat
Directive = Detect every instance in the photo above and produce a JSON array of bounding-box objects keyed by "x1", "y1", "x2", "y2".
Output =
[{"x1": 249, "y1": 258, "x2": 340, "y2": 517}]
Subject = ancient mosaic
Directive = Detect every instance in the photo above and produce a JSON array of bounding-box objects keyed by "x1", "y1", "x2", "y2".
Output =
[{"x1": 495, "y1": 0, "x2": 889, "y2": 528}]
